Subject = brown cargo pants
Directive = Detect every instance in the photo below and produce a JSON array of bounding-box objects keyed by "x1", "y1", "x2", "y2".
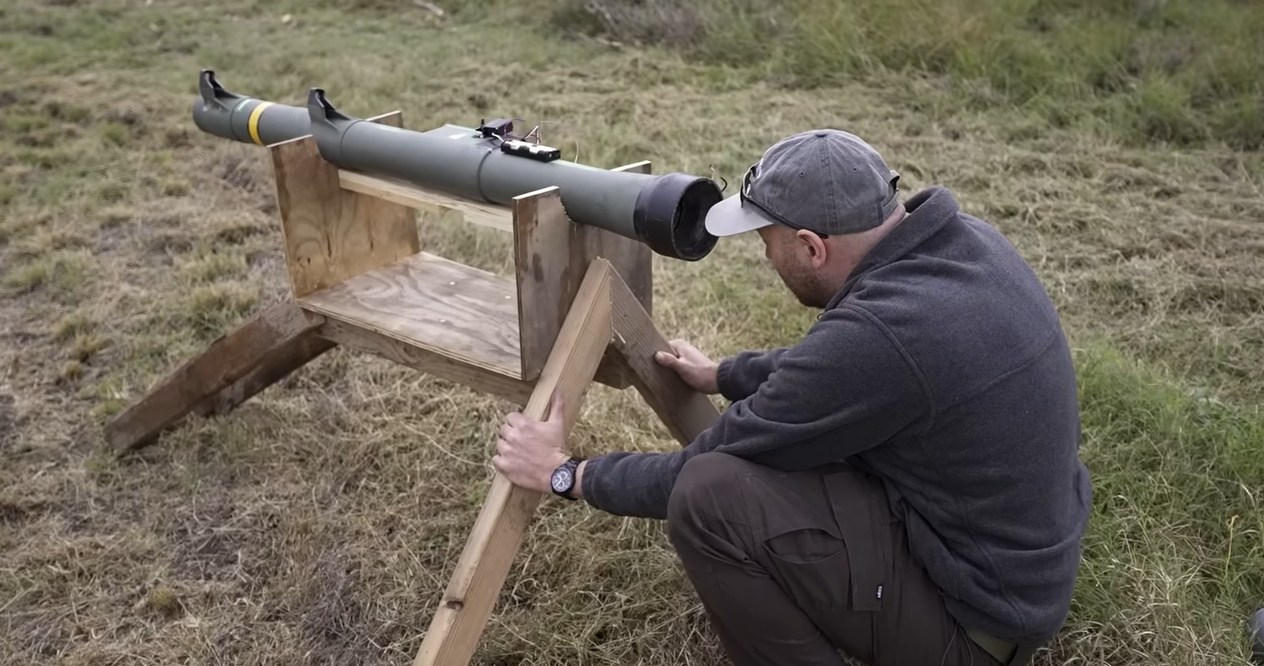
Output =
[{"x1": 666, "y1": 451, "x2": 1030, "y2": 666}]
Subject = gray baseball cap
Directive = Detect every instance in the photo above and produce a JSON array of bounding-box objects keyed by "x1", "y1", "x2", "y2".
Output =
[{"x1": 705, "y1": 129, "x2": 900, "y2": 237}]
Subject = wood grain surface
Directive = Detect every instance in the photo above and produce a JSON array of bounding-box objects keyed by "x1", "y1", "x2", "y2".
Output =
[
  {"x1": 299, "y1": 252, "x2": 522, "y2": 378},
  {"x1": 269, "y1": 113, "x2": 419, "y2": 298},
  {"x1": 511, "y1": 165, "x2": 653, "y2": 384},
  {"x1": 610, "y1": 274, "x2": 720, "y2": 446},
  {"x1": 512, "y1": 186, "x2": 574, "y2": 381},
  {"x1": 316, "y1": 317, "x2": 534, "y2": 404}
]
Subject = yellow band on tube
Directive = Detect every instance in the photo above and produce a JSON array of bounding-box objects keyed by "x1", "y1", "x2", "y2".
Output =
[{"x1": 247, "y1": 101, "x2": 274, "y2": 146}]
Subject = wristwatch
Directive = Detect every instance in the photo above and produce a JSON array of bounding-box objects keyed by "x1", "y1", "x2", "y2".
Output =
[{"x1": 550, "y1": 456, "x2": 583, "y2": 500}]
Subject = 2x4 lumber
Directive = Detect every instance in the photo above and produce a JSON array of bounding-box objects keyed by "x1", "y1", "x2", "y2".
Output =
[
  {"x1": 609, "y1": 275, "x2": 720, "y2": 446},
  {"x1": 338, "y1": 170, "x2": 512, "y2": 233},
  {"x1": 189, "y1": 332, "x2": 335, "y2": 419},
  {"x1": 413, "y1": 259, "x2": 617, "y2": 666},
  {"x1": 104, "y1": 301, "x2": 327, "y2": 452},
  {"x1": 315, "y1": 318, "x2": 534, "y2": 406},
  {"x1": 269, "y1": 112, "x2": 420, "y2": 298},
  {"x1": 299, "y1": 252, "x2": 523, "y2": 379}
]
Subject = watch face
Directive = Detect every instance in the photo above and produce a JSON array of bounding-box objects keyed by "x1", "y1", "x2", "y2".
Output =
[{"x1": 551, "y1": 467, "x2": 572, "y2": 493}]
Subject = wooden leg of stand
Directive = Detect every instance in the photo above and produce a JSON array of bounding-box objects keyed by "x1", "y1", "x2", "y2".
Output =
[
  {"x1": 104, "y1": 301, "x2": 327, "y2": 452},
  {"x1": 609, "y1": 276, "x2": 721, "y2": 446},
  {"x1": 188, "y1": 332, "x2": 334, "y2": 418},
  {"x1": 412, "y1": 260, "x2": 616, "y2": 666}
]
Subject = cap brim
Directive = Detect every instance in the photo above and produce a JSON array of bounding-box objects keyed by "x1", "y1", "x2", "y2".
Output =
[{"x1": 704, "y1": 192, "x2": 774, "y2": 237}]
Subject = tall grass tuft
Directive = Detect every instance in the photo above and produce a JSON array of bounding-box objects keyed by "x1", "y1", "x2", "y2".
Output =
[
  {"x1": 1066, "y1": 344, "x2": 1264, "y2": 664},
  {"x1": 555, "y1": 0, "x2": 1264, "y2": 149}
]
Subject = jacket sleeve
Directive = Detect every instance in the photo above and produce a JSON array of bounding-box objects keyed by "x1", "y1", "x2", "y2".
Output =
[
  {"x1": 716, "y1": 348, "x2": 791, "y2": 402},
  {"x1": 580, "y1": 304, "x2": 930, "y2": 519}
]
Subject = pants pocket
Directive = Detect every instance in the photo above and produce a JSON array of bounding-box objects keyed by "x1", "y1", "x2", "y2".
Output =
[
  {"x1": 761, "y1": 526, "x2": 853, "y2": 611},
  {"x1": 740, "y1": 464, "x2": 893, "y2": 614}
]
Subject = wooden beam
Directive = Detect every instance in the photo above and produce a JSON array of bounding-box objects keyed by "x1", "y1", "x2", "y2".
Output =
[
  {"x1": 189, "y1": 331, "x2": 335, "y2": 419},
  {"x1": 413, "y1": 259, "x2": 616, "y2": 666},
  {"x1": 104, "y1": 301, "x2": 327, "y2": 452},
  {"x1": 609, "y1": 274, "x2": 720, "y2": 446},
  {"x1": 511, "y1": 186, "x2": 575, "y2": 381},
  {"x1": 315, "y1": 318, "x2": 534, "y2": 406},
  {"x1": 338, "y1": 170, "x2": 513, "y2": 233}
]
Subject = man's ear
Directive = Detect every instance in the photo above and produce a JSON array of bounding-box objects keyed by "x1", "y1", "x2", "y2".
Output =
[{"x1": 796, "y1": 229, "x2": 829, "y2": 268}]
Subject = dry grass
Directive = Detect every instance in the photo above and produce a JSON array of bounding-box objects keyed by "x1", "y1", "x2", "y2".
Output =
[{"x1": 1, "y1": 1, "x2": 1263, "y2": 665}]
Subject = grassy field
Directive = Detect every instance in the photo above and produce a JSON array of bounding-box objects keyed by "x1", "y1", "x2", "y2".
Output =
[
  {"x1": 559, "y1": 0, "x2": 1264, "y2": 150},
  {"x1": 1, "y1": 1, "x2": 1262, "y2": 664}
]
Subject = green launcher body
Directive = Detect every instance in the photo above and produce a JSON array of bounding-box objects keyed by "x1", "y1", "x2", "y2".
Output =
[{"x1": 191, "y1": 69, "x2": 722, "y2": 261}]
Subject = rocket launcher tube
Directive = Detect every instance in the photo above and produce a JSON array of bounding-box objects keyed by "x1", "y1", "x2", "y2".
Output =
[{"x1": 190, "y1": 70, "x2": 721, "y2": 261}]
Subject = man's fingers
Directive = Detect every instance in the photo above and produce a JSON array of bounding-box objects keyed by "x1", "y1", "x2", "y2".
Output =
[
  {"x1": 654, "y1": 350, "x2": 678, "y2": 367},
  {"x1": 666, "y1": 339, "x2": 709, "y2": 365}
]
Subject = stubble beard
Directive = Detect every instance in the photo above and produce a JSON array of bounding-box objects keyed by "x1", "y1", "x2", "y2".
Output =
[{"x1": 776, "y1": 258, "x2": 830, "y2": 309}]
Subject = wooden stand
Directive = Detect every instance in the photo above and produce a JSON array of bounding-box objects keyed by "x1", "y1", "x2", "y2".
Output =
[{"x1": 104, "y1": 110, "x2": 720, "y2": 665}]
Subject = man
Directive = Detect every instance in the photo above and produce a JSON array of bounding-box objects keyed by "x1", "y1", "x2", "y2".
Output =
[{"x1": 492, "y1": 129, "x2": 1092, "y2": 666}]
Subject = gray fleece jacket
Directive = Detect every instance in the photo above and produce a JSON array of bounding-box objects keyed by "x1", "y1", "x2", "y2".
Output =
[{"x1": 579, "y1": 186, "x2": 1092, "y2": 643}]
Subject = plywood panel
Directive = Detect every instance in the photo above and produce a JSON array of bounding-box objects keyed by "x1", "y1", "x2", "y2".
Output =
[
  {"x1": 316, "y1": 318, "x2": 533, "y2": 404},
  {"x1": 512, "y1": 186, "x2": 575, "y2": 381},
  {"x1": 269, "y1": 113, "x2": 420, "y2": 298},
  {"x1": 299, "y1": 252, "x2": 522, "y2": 378},
  {"x1": 512, "y1": 162, "x2": 655, "y2": 384}
]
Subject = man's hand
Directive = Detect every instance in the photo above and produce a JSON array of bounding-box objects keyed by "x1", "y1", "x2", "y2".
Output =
[
  {"x1": 655, "y1": 339, "x2": 720, "y2": 394},
  {"x1": 492, "y1": 392, "x2": 570, "y2": 495}
]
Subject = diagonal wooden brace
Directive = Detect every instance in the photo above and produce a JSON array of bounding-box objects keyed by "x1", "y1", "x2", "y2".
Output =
[
  {"x1": 607, "y1": 274, "x2": 720, "y2": 446},
  {"x1": 412, "y1": 258, "x2": 617, "y2": 666},
  {"x1": 103, "y1": 301, "x2": 333, "y2": 452}
]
